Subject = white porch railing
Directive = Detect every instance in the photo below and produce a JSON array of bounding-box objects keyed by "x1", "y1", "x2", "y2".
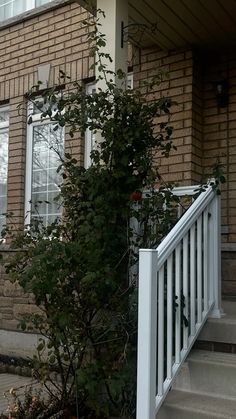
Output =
[{"x1": 136, "y1": 183, "x2": 222, "y2": 419}]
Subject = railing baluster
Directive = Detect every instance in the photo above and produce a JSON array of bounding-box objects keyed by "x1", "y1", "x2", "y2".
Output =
[
  {"x1": 197, "y1": 216, "x2": 202, "y2": 323},
  {"x1": 203, "y1": 208, "x2": 209, "y2": 312},
  {"x1": 190, "y1": 224, "x2": 196, "y2": 335},
  {"x1": 158, "y1": 266, "x2": 165, "y2": 396},
  {"x1": 183, "y1": 233, "x2": 189, "y2": 350},
  {"x1": 167, "y1": 254, "x2": 173, "y2": 379},
  {"x1": 136, "y1": 184, "x2": 221, "y2": 419},
  {"x1": 209, "y1": 194, "x2": 221, "y2": 318},
  {"x1": 175, "y1": 243, "x2": 181, "y2": 364}
]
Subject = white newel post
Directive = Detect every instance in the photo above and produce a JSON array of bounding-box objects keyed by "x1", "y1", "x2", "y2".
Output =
[
  {"x1": 137, "y1": 249, "x2": 158, "y2": 419},
  {"x1": 96, "y1": 0, "x2": 128, "y2": 89},
  {"x1": 209, "y1": 193, "x2": 222, "y2": 318}
]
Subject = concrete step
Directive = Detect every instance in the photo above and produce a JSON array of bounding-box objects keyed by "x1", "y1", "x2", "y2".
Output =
[
  {"x1": 157, "y1": 390, "x2": 236, "y2": 419},
  {"x1": 174, "y1": 349, "x2": 236, "y2": 399},
  {"x1": 199, "y1": 300, "x2": 236, "y2": 343},
  {"x1": 158, "y1": 349, "x2": 236, "y2": 418}
]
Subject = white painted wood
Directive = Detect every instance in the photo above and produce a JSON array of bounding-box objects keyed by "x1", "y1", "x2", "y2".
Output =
[
  {"x1": 156, "y1": 185, "x2": 215, "y2": 270},
  {"x1": 190, "y1": 224, "x2": 196, "y2": 336},
  {"x1": 175, "y1": 243, "x2": 181, "y2": 364},
  {"x1": 197, "y1": 216, "x2": 203, "y2": 323},
  {"x1": 155, "y1": 302, "x2": 213, "y2": 413},
  {"x1": 136, "y1": 249, "x2": 158, "y2": 419},
  {"x1": 84, "y1": 82, "x2": 96, "y2": 169},
  {"x1": 137, "y1": 183, "x2": 222, "y2": 419},
  {"x1": 183, "y1": 233, "x2": 189, "y2": 350},
  {"x1": 158, "y1": 266, "x2": 165, "y2": 397},
  {"x1": 209, "y1": 195, "x2": 222, "y2": 318},
  {"x1": 167, "y1": 254, "x2": 173, "y2": 379},
  {"x1": 96, "y1": 0, "x2": 128, "y2": 89},
  {"x1": 172, "y1": 185, "x2": 200, "y2": 196},
  {"x1": 203, "y1": 209, "x2": 209, "y2": 312}
]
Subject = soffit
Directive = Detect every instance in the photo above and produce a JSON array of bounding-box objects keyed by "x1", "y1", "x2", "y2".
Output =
[{"x1": 128, "y1": 0, "x2": 236, "y2": 50}]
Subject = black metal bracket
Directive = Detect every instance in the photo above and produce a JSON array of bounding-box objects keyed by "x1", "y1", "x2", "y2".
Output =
[{"x1": 121, "y1": 21, "x2": 156, "y2": 48}]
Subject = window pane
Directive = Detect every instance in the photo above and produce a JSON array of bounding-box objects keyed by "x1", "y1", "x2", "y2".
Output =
[
  {"x1": 31, "y1": 123, "x2": 63, "y2": 226},
  {"x1": 13, "y1": 0, "x2": 28, "y2": 15},
  {"x1": 32, "y1": 99, "x2": 58, "y2": 116},
  {"x1": 0, "y1": 0, "x2": 54, "y2": 22},
  {"x1": 0, "y1": 0, "x2": 12, "y2": 20},
  {"x1": 36, "y1": 0, "x2": 52, "y2": 7},
  {"x1": 0, "y1": 124, "x2": 8, "y2": 235},
  {"x1": 0, "y1": 111, "x2": 9, "y2": 123}
]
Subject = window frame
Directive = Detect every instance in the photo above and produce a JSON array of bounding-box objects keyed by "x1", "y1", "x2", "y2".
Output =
[
  {"x1": 0, "y1": 0, "x2": 53, "y2": 22},
  {"x1": 25, "y1": 102, "x2": 64, "y2": 226},
  {"x1": 0, "y1": 105, "x2": 9, "y2": 236},
  {"x1": 84, "y1": 82, "x2": 96, "y2": 170},
  {"x1": 84, "y1": 73, "x2": 134, "y2": 169}
]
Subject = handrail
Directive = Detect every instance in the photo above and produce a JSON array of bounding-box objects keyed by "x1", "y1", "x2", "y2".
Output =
[
  {"x1": 136, "y1": 183, "x2": 222, "y2": 419},
  {"x1": 157, "y1": 185, "x2": 214, "y2": 270}
]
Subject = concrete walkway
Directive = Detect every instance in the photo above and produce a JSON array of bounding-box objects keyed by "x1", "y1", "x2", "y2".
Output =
[{"x1": 0, "y1": 374, "x2": 34, "y2": 414}]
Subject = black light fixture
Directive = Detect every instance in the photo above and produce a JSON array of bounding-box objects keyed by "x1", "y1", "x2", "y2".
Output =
[{"x1": 215, "y1": 80, "x2": 229, "y2": 108}]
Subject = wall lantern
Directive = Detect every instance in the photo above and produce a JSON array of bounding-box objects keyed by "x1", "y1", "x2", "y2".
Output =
[
  {"x1": 37, "y1": 64, "x2": 51, "y2": 89},
  {"x1": 215, "y1": 80, "x2": 229, "y2": 108}
]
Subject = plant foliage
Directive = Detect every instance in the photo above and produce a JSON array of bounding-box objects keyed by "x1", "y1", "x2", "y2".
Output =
[{"x1": 1, "y1": 11, "x2": 182, "y2": 419}]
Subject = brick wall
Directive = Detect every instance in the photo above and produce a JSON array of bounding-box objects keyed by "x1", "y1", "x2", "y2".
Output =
[
  {"x1": 0, "y1": 250, "x2": 36, "y2": 331},
  {"x1": 0, "y1": 2, "x2": 94, "y2": 228},
  {"x1": 202, "y1": 51, "x2": 236, "y2": 244},
  {"x1": 133, "y1": 47, "x2": 204, "y2": 185},
  {"x1": 1, "y1": 2, "x2": 236, "y2": 330},
  {"x1": 202, "y1": 51, "x2": 236, "y2": 295},
  {"x1": 134, "y1": 45, "x2": 236, "y2": 296},
  {"x1": 0, "y1": 2, "x2": 95, "y2": 331}
]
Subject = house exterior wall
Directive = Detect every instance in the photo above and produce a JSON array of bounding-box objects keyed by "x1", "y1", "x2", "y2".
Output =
[
  {"x1": 0, "y1": 1, "x2": 236, "y2": 333},
  {"x1": 134, "y1": 47, "x2": 199, "y2": 184},
  {"x1": 202, "y1": 51, "x2": 236, "y2": 294},
  {"x1": 0, "y1": 2, "x2": 93, "y2": 228},
  {"x1": 0, "y1": 1, "x2": 93, "y2": 332},
  {"x1": 134, "y1": 46, "x2": 236, "y2": 296}
]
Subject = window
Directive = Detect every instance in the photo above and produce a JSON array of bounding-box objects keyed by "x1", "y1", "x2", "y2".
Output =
[
  {"x1": 0, "y1": 0, "x2": 53, "y2": 22},
  {"x1": 84, "y1": 83, "x2": 96, "y2": 169},
  {"x1": 84, "y1": 74, "x2": 134, "y2": 168},
  {"x1": 127, "y1": 73, "x2": 133, "y2": 89},
  {"x1": 25, "y1": 102, "x2": 64, "y2": 226},
  {"x1": 0, "y1": 106, "x2": 9, "y2": 235}
]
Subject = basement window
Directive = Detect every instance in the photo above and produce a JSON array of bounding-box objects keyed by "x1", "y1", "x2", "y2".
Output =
[{"x1": 0, "y1": 0, "x2": 53, "y2": 22}]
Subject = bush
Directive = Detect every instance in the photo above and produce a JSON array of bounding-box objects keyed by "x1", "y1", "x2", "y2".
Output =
[{"x1": 1, "y1": 12, "x2": 179, "y2": 418}]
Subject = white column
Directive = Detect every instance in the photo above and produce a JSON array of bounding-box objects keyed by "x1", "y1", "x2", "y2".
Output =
[
  {"x1": 96, "y1": 0, "x2": 128, "y2": 88},
  {"x1": 137, "y1": 249, "x2": 158, "y2": 419}
]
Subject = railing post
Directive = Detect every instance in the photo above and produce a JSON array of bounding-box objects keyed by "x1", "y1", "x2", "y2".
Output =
[
  {"x1": 136, "y1": 249, "x2": 158, "y2": 419},
  {"x1": 209, "y1": 193, "x2": 222, "y2": 318}
]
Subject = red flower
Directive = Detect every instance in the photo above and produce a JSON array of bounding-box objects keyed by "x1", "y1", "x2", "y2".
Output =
[{"x1": 131, "y1": 192, "x2": 142, "y2": 201}]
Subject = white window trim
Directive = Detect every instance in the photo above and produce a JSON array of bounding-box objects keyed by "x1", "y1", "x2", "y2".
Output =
[
  {"x1": 25, "y1": 102, "x2": 63, "y2": 225},
  {"x1": 84, "y1": 73, "x2": 134, "y2": 169},
  {"x1": 0, "y1": 0, "x2": 53, "y2": 22},
  {"x1": 0, "y1": 105, "x2": 9, "y2": 130},
  {"x1": 84, "y1": 83, "x2": 96, "y2": 170},
  {"x1": 127, "y1": 73, "x2": 133, "y2": 89},
  {"x1": 0, "y1": 105, "x2": 9, "y2": 237}
]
